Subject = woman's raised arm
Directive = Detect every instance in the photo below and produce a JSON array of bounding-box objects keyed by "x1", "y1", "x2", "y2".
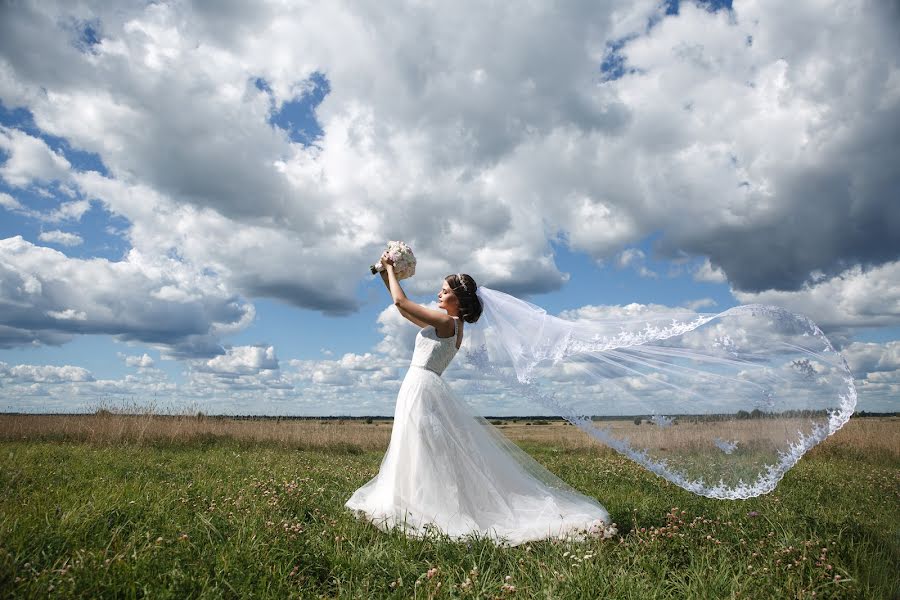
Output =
[
  {"x1": 380, "y1": 270, "x2": 427, "y2": 328},
  {"x1": 384, "y1": 262, "x2": 452, "y2": 332}
]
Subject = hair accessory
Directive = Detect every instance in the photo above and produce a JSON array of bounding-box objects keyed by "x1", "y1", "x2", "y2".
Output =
[{"x1": 455, "y1": 273, "x2": 468, "y2": 292}]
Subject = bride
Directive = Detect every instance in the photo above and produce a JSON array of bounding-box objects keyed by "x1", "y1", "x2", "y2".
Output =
[
  {"x1": 346, "y1": 250, "x2": 857, "y2": 545},
  {"x1": 344, "y1": 256, "x2": 615, "y2": 546}
]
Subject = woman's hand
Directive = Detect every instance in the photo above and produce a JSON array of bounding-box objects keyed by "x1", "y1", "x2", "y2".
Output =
[{"x1": 380, "y1": 253, "x2": 395, "y2": 268}]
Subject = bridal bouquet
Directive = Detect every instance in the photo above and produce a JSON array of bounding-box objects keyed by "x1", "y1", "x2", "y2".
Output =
[{"x1": 370, "y1": 240, "x2": 416, "y2": 280}]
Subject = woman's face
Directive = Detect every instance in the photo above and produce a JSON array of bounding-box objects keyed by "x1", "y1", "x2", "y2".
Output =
[{"x1": 437, "y1": 279, "x2": 459, "y2": 312}]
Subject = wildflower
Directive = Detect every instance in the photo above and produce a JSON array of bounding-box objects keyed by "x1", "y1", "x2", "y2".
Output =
[
  {"x1": 747, "y1": 511, "x2": 759, "y2": 517},
  {"x1": 427, "y1": 567, "x2": 439, "y2": 579}
]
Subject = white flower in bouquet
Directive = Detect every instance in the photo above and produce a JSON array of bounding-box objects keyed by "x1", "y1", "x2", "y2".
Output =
[{"x1": 370, "y1": 241, "x2": 416, "y2": 280}]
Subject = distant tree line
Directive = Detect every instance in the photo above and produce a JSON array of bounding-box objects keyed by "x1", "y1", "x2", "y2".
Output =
[{"x1": 2, "y1": 410, "x2": 895, "y2": 421}]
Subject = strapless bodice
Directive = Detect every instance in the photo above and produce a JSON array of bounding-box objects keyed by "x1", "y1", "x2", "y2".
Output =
[{"x1": 408, "y1": 317, "x2": 460, "y2": 376}]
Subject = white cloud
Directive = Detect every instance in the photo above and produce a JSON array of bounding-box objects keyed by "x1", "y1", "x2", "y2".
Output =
[
  {"x1": 0, "y1": 236, "x2": 254, "y2": 356},
  {"x1": 0, "y1": 0, "x2": 897, "y2": 414},
  {"x1": 197, "y1": 345, "x2": 278, "y2": 377},
  {"x1": 45, "y1": 308, "x2": 87, "y2": 321},
  {"x1": 616, "y1": 247, "x2": 658, "y2": 278},
  {"x1": 0, "y1": 125, "x2": 71, "y2": 187},
  {"x1": 843, "y1": 341, "x2": 900, "y2": 375},
  {"x1": 733, "y1": 260, "x2": 900, "y2": 332},
  {"x1": 0, "y1": 192, "x2": 24, "y2": 210},
  {"x1": 45, "y1": 200, "x2": 91, "y2": 223},
  {"x1": 122, "y1": 353, "x2": 155, "y2": 369},
  {"x1": 840, "y1": 340, "x2": 900, "y2": 411},
  {"x1": 684, "y1": 297, "x2": 717, "y2": 311},
  {"x1": 694, "y1": 257, "x2": 727, "y2": 283},
  {"x1": 0, "y1": 0, "x2": 895, "y2": 309},
  {"x1": 559, "y1": 301, "x2": 700, "y2": 323},
  {"x1": 1, "y1": 295, "x2": 892, "y2": 414},
  {"x1": 38, "y1": 230, "x2": 83, "y2": 246},
  {"x1": 617, "y1": 248, "x2": 645, "y2": 269},
  {"x1": 0, "y1": 361, "x2": 93, "y2": 383}
]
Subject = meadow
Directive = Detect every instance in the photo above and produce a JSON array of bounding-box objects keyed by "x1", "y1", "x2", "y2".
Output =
[{"x1": 0, "y1": 413, "x2": 897, "y2": 599}]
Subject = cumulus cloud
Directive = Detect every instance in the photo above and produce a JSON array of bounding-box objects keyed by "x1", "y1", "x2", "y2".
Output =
[
  {"x1": 44, "y1": 200, "x2": 91, "y2": 223},
  {"x1": 839, "y1": 340, "x2": 900, "y2": 410},
  {"x1": 1, "y1": 295, "x2": 892, "y2": 414},
  {"x1": 0, "y1": 236, "x2": 254, "y2": 356},
  {"x1": 616, "y1": 247, "x2": 658, "y2": 278},
  {"x1": 693, "y1": 258, "x2": 727, "y2": 283},
  {"x1": 842, "y1": 341, "x2": 900, "y2": 375},
  {"x1": 122, "y1": 352, "x2": 154, "y2": 368},
  {"x1": 0, "y1": 0, "x2": 896, "y2": 311},
  {"x1": 0, "y1": 125, "x2": 71, "y2": 186},
  {"x1": 733, "y1": 260, "x2": 900, "y2": 332},
  {"x1": 0, "y1": 192, "x2": 24, "y2": 210},
  {"x1": 559, "y1": 301, "x2": 701, "y2": 323},
  {"x1": 616, "y1": 2, "x2": 900, "y2": 291},
  {"x1": 684, "y1": 297, "x2": 717, "y2": 311},
  {"x1": 38, "y1": 230, "x2": 83, "y2": 246},
  {"x1": 617, "y1": 248, "x2": 644, "y2": 268},
  {"x1": 0, "y1": 0, "x2": 897, "y2": 413},
  {"x1": 0, "y1": 361, "x2": 93, "y2": 383},
  {"x1": 72, "y1": 171, "x2": 365, "y2": 314},
  {"x1": 196, "y1": 345, "x2": 279, "y2": 377}
]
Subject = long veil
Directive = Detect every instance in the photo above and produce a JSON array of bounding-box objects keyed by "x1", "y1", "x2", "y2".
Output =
[{"x1": 457, "y1": 287, "x2": 857, "y2": 499}]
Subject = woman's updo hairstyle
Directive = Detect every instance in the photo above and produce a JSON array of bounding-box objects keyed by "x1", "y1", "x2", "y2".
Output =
[{"x1": 447, "y1": 273, "x2": 482, "y2": 323}]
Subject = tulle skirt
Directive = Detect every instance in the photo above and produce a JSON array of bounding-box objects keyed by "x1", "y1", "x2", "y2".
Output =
[{"x1": 344, "y1": 365, "x2": 613, "y2": 546}]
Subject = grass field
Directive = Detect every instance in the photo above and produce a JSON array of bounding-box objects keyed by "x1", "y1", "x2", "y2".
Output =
[{"x1": 0, "y1": 415, "x2": 897, "y2": 598}]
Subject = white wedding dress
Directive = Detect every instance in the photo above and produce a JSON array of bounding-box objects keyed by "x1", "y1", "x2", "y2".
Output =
[{"x1": 345, "y1": 316, "x2": 612, "y2": 546}]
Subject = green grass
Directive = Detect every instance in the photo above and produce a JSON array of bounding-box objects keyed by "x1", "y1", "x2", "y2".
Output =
[{"x1": 0, "y1": 440, "x2": 897, "y2": 599}]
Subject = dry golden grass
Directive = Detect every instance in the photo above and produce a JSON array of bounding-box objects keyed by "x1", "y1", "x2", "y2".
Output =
[
  {"x1": 0, "y1": 413, "x2": 393, "y2": 451},
  {"x1": 488, "y1": 417, "x2": 900, "y2": 457},
  {"x1": 0, "y1": 412, "x2": 896, "y2": 457}
]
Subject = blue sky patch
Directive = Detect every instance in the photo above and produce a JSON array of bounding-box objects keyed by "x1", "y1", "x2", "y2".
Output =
[
  {"x1": 664, "y1": 0, "x2": 733, "y2": 15},
  {"x1": 0, "y1": 101, "x2": 108, "y2": 175},
  {"x1": 261, "y1": 72, "x2": 331, "y2": 146}
]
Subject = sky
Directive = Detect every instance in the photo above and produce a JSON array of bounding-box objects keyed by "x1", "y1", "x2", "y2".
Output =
[{"x1": 0, "y1": 0, "x2": 898, "y2": 416}]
